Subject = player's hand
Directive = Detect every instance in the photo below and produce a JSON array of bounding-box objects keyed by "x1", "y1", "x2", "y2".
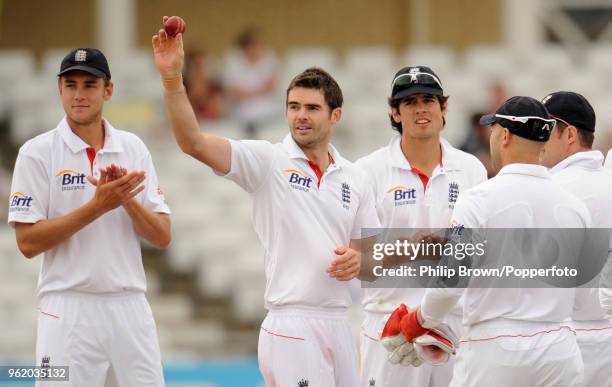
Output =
[
  {"x1": 102, "y1": 163, "x2": 127, "y2": 182},
  {"x1": 327, "y1": 246, "x2": 361, "y2": 281},
  {"x1": 404, "y1": 231, "x2": 447, "y2": 261},
  {"x1": 87, "y1": 169, "x2": 145, "y2": 214},
  {"x1": 152, "y1": 16, "x2": 184, "y2": 82},
  {"x1": 101, "y1": 164, "x2": 140, "y2": 206}
]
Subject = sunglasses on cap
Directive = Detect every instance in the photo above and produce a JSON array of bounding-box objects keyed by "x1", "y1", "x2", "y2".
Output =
[
  {"x1": 548, "y1": 114, "x2": 571, "y2": 127},
  {"x1": 391, "y1": 72, "x2": 442, "y2": 95},
  {"x1": 494, "y1": 114, "x2": 556, "y2": 132}
]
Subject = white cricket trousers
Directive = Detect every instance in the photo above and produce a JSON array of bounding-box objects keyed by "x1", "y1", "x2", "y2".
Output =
[
  {"x1": 573, "y1": 319, "x2": 612, "y2": 387},
  {"x1": 35, "y1": 291, "x2": 164, "y2": 387},
  {"x1": 258, "y1": 307, "x2": 359, "y2": 386},
  {"x1": 360, "y1": 311, "x2": 462, "y2": 387},
  {"x1": 450, "y1": 319, "x2": 583, "y2": 387}
]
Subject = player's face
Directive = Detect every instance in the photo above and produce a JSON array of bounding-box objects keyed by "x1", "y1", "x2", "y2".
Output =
[
  {"x1": 392, "y1": 93, "x2": 446, "y2": 140},
  {"x1": 287, "y1": 87, "x2": 341, "y2": 149},
  {"x1": 540, "y1": 125, "x2": 567, "y2": 168},
  {"x1": 489, "y1": 123, "x2": 504, "y2": 172},
  {"x1": 59, "y1": 71, "x2": 113, "y2": 126}
]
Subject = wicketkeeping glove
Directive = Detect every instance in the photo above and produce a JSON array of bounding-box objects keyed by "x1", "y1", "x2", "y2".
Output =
[
  {"x1": 413, "y1": 323, "x2": 458, "y2": 365},
  {"x1": 380, "y1": 304, "x2": 428, "y2": 365},
  {"x1": 381, "y1": 304, "x2": 458, "y2": 367}
]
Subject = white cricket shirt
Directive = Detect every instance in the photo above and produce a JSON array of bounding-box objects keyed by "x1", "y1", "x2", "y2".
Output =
[
  {"x1": 605, "y1": 149, "x2": 612, "y2": 171},
  {"x1": 8, "y1": 117, "x2": 170, "y2": 297},
  {"x1": 356, "y1": 135, "x2": 487, "y2": 312},
  {"x1": 550, "y1": 151, "x2": 612, "y2": 321},
  {"x1": 421, "y1": 163, "x2": 591, "y2": 327},
  {"x1": 223, "y1": 135, "x2": 380, "y2": 310}
]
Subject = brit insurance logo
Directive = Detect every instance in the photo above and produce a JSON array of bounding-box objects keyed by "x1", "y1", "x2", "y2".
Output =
[
  {"x1": 386, "y1": 185, "x2": 416, "y2": 206},
  {"x1": 56, "y1": 169, "x2": 87, "y2": 191},
  {"x1": 9, "y1": 192, "x2": 33, "y2": 212},
  {"x1": 285, "y1": 169, "x2": 313, "y2": 192}
]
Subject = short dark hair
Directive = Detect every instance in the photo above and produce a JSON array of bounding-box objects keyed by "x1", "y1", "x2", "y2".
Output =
[
  {"x1": 555, "y1": 121, "x2": 594, "y2": 149},
  {"x1": 387, "y1": 95, "x2": 449, "y2": 134},
  {"x1": 286, "y1": 67, "x2": 343, "y2": 111}
]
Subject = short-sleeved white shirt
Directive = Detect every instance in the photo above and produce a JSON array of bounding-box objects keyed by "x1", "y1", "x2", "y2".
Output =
[
  {"x1": 421, "y1": 163, "x2": 591, "y2": 327},
  {"x1": 223, "y1": 134, "x2": 380, "y2": 310},
  {"x1": 550, "y1": 151, "x2": 612, "y2": 321},
  {"x1": 602, "y1": 148, "x2": 612, "y2": 316},
  {"x1": 356, "y1": 135, "x2": 487, "y2": 312},
  {"x1": 605, "y1": 148, "x2": 612, "y2": 171},
  {"x1": 8, "y1": 117, "x2": 170, "y2": 297}
]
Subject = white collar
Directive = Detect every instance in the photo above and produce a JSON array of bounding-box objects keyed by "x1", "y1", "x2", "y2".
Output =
[
  {"x1": 58, "y1": 117, "x2": 123, "y2": 154},
  {"x1": 550, "y1": 151, "x2": 604, "y2": 175},
  {"x1": 281, "y1": 134, "x2": 347, "y2": 168},
  {"x1": 389, "y1": 135, "x2": 461, "y2": 172},
  {"x1": 496, "y1": 163, "x2": 550, "y2": 179}
]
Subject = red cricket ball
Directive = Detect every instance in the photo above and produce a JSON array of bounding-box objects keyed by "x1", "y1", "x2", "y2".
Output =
[{"x1": 164, "y1": 16, "x2": 186, "y2": 37}]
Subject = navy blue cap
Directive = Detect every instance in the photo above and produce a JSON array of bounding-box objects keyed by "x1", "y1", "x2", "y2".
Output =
[
  {"x1": 542, "y1": 91, "x2": 595, "y2": 132},
  {"x1": 480, "y1": 96, "x2": 554, "y2": 142},
  {"x1": 391, "y1": 66, "x2": 443, "y2": 100},
  {"x1": 58, "y1": 48, "x2": 111, "y2": 79}
]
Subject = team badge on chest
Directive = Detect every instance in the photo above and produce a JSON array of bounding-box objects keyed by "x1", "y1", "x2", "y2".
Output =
[
  {"x1": 341, "y1": 182, "x2": 351, "y2": 210},
  {"x1": 448, "y1": 181, "x2": 459, "y2": 208}
]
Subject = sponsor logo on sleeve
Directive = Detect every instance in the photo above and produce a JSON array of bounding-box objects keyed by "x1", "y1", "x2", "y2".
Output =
[{"x1": 9, "y1": 192, "x2": 33, "y2": 212}]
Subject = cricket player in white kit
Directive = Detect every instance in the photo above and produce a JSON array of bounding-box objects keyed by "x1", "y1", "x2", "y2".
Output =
[
  {"x1": 381, "y1": 96, "x2": 592, "y2": 387},
  {"x1": 152, "y1": 25, "x2": 380, "y2": 386},
  {"x1": 540, "y1": 91, "x2": 612, "y2": 387},
  {"x1": 8, "y1": 48, "x2": 171, "y2": 386},
  {"x1": 602, "y1": 146, "x2": 612, "y2": 316},
  {"x1": 356, "y1": 66, "x2": 487, "y2": 386}
]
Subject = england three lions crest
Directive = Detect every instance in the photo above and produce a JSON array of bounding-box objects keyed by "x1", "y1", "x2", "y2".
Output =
[
  {"x1": 448, "y1": 182, "x2": 459, "y2": 208},
  {"x1": 341, "y1": 182, "x2": 351, "y2": 210}
]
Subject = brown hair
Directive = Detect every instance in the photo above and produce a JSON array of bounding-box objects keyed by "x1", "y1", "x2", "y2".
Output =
[
  {"x1": 555, "y1": 121, "x2": 594, "y2": 148},
  {"x1": 286, "y1": 67, "x2": 343, "y2": 111}
]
